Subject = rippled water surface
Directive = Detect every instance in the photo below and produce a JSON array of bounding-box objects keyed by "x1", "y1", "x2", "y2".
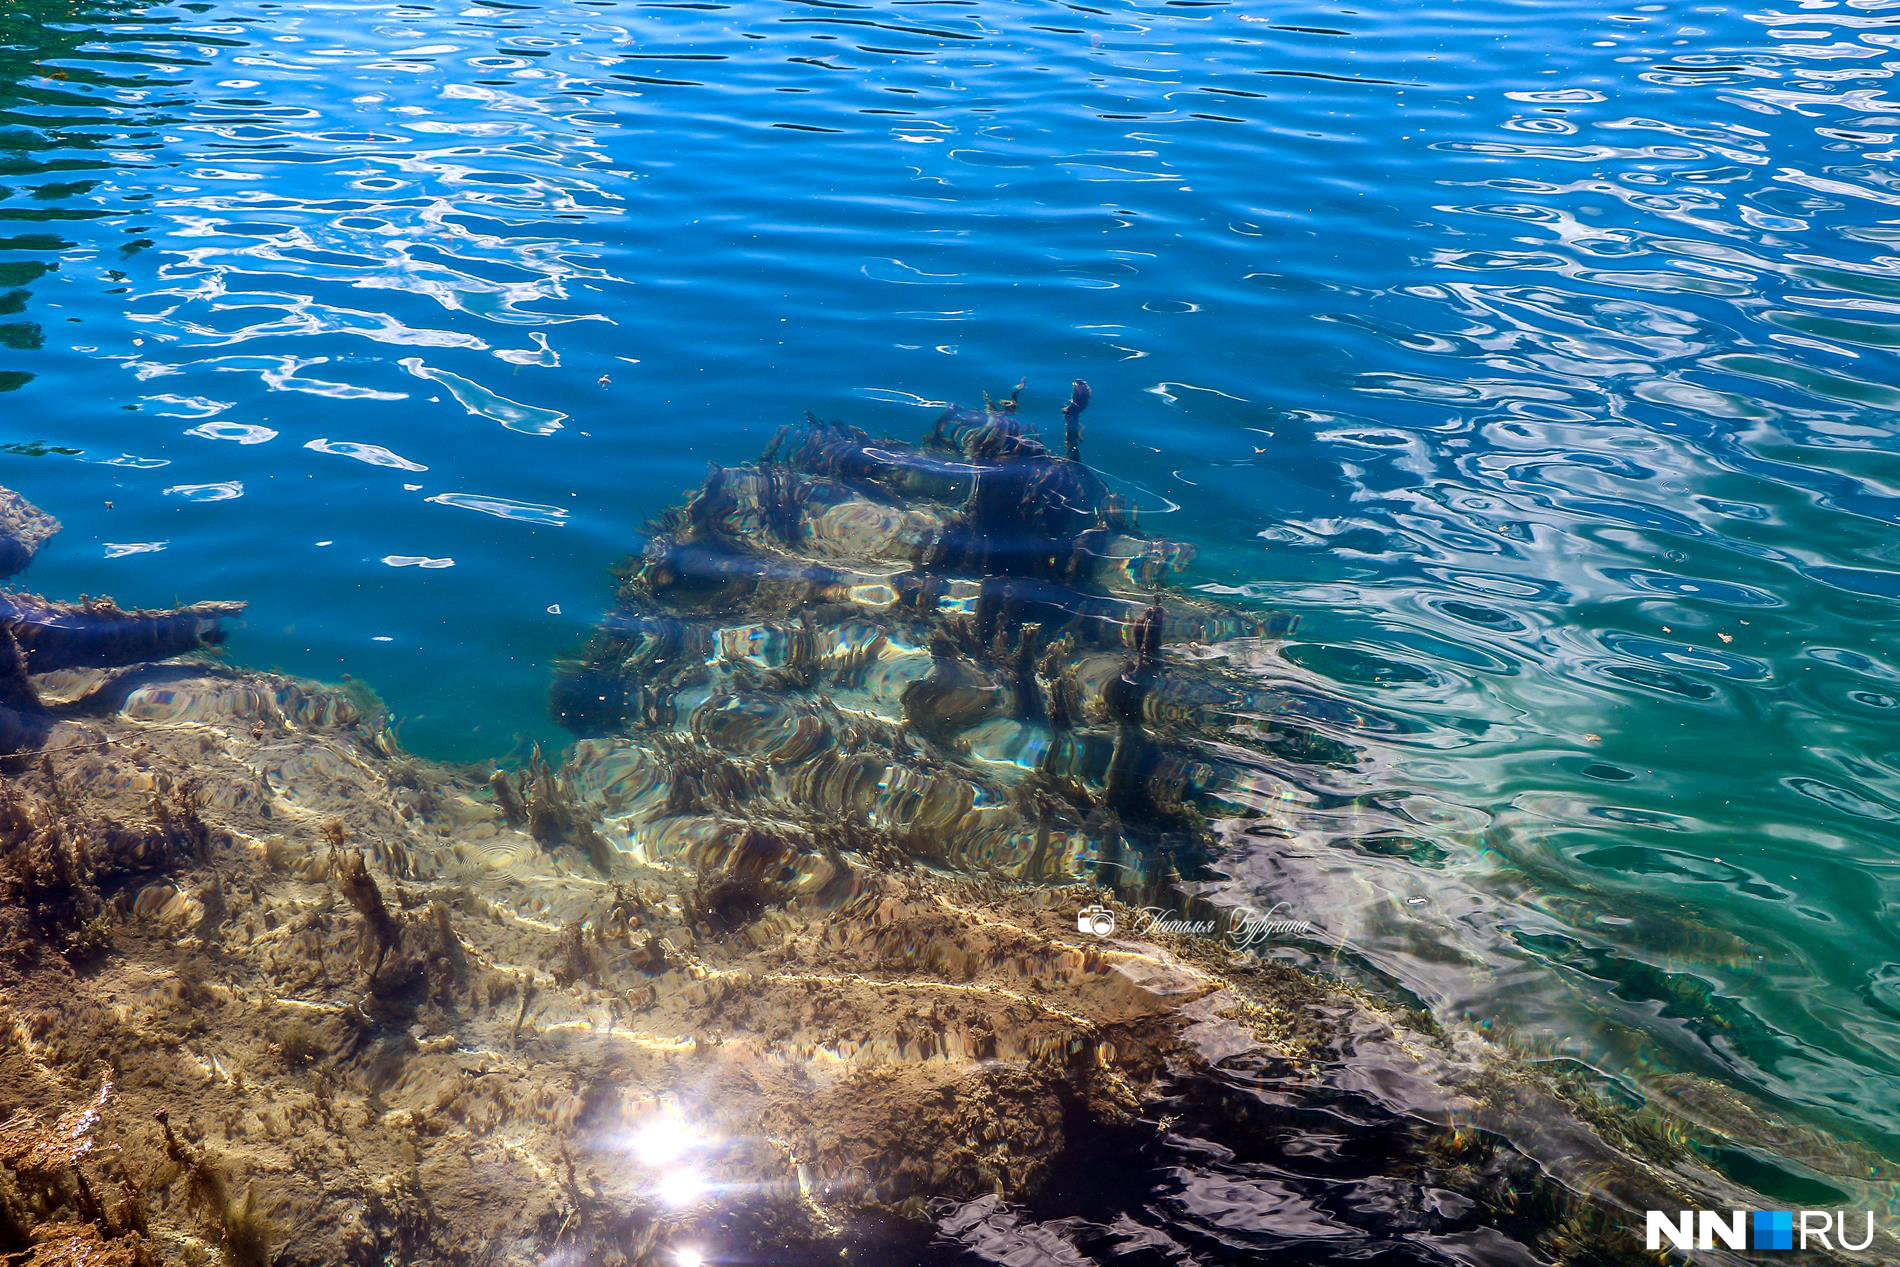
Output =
[{"x1": 5, "y1": 0, "x2": 1900, "y2": 1212}]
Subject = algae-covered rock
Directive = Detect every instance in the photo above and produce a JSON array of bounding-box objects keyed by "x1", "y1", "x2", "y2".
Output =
[
  {"x1": 0, "y1": 488, "x2": 58, "y2": 581},
  {"x1": 2, "y1": 663, "x2": 1879, "y2": 1265},
  {"x1": 0, "y1": 415, "x2": 1888, "y2": 1266},
  {"x1": 550, "y1": 390, "x2": 1355, "y2": 906}
]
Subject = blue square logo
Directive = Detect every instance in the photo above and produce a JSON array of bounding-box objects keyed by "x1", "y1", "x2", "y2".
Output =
[{"x1": 1754, "y1": 1210, "x2": 1794, "y2": 1251}]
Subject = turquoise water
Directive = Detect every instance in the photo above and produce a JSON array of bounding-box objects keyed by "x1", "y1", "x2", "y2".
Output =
[{"x1": 4, "y1": 0, "x2": 1898, "y2": 1199}]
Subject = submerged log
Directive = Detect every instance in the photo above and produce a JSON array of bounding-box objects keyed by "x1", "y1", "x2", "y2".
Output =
[{"x1": 0, "y1": 487, "x2": 244, "y2": 738}]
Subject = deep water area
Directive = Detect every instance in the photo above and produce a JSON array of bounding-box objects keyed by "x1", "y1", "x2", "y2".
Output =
[{"x1": 3, "y1": 0, "x2": 1900, "y2": 1259}]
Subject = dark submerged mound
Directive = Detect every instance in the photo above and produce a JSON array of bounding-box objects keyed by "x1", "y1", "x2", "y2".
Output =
[{"x1": 551, "y1": 385, "x2": 1362, "y2": 900}]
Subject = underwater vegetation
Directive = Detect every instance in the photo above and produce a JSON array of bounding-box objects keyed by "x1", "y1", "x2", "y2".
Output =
[
  {"x1": 0, "y1": 660, "x2": 1699, "y2": 1267},
  {"x1": 0, "y1": 396, "x2": 1890, "y2": 1265}
]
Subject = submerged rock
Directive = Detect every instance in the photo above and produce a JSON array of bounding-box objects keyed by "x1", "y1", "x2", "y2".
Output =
[
  {"x1": 0, "y1": 433, "x2": 1886, "y2": 1265},
  {"x1": 0, "y1": 665, "x2": 1743, "y2": 1267},
  {"x1": 551, "y1": 392, "x2": 1357, "y2": 901},
  {"x1": 0, "y1": 489, "x2": 58, "y2": 581},
  {"x1": 522, "y1": 386, "x2": 1891, "y2": 1264}
]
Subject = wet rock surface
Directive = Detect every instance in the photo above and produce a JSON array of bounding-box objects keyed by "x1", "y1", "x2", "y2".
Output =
[{"x1": 0, "y1": 489, "x2": 58, "y2": 581}]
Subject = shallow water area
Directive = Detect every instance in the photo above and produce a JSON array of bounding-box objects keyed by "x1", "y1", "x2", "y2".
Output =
[{"x1": 2, "y1": 0, "x2": 1900, "y2": 1256}]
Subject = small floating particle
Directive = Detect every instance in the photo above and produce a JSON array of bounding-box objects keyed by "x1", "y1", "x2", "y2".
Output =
[
  {"x1": 548, "y1": 603, "x2": 562, "y2": 615},
  {"x1": 371, "y1": 635, "x2": 393, "y2": 642},
  {"x1": 316, "y1": 540, "x2": 334, "y2": 547},
  {"x1": 598, "y1": 374, "x2": 612, "y2": 388},
  {"x1": 1718, "y1": 632, "x2": 1733, "y2": 643},
  {"x1": 1583, "y1": 733, "x2": 1601, "y2": 743}
]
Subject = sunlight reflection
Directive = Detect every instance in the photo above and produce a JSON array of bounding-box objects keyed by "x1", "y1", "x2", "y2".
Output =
[
  {"x1": 629, "y1": 1111, "x2": 703, "y2": 1166},
  {"x1": 656, "y1": 1169, "x2": 709, "y2": 1209}
]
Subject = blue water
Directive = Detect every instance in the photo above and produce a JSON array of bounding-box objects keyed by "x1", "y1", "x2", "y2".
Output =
[{"x1": 5, "y1": 0, "x2": 1899, "y2": 1194}]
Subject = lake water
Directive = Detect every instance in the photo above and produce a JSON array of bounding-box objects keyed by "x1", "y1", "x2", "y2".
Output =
[{"x1": 4, "y1": 0, "x2": 1898, "y2": 1214}]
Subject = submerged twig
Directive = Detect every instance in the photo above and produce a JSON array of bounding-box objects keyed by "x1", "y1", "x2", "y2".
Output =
[
  {"x1": 333, "y1": 848, "x2": 399, "y2": 979},
  {"x1": 1062, "y1": 378, "x2": 1091, "y2": 462}
]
